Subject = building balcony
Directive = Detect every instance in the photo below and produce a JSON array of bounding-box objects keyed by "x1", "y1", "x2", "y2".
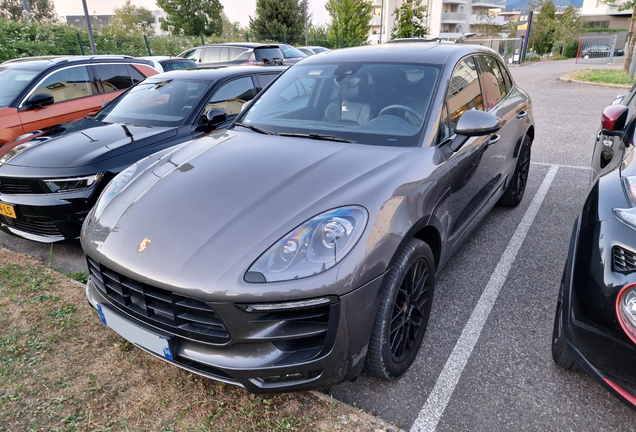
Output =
[
  {"x1": 471, "y1": 0, "x2": 506, "y2": 7},
  {"x1": 441, "y1": 12, "x2": 468, "y2": 22},
  {"x1": 468, "y1": 14, "x2": 507, "y2": 24}
]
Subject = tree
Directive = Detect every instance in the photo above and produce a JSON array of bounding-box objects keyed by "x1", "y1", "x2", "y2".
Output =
[
  {"x1": 0, "y1": 0, "x2": 55, "y2": 22},
  {"x1": 529, "y1": 0, "x2": 556, "y2": 55},
  {"x1": 326, "y1": 0, "x2": 373, "y2": 47},
  {"x1": 110, "y1": 0, "x2": 156, "y2": 35},
  {"x1": 157, "y1": 0, "x2": 223, "y2": 36},
  {"x1": 221, "y1": 12, "x2": 248, "y2": 40},
  {"x1": 603, "y1": 0, "x2": 636, "y2": 73},
  {"x1": 552, "y1": 5, "x2": 582, "y2": 56},
  {"x1": 249, "y1": 0, "x2": 306, "y2": 44},
  {"x1": 390, "y1": 0, "x2": 429, "y2": 39},
  {"x1": 472, "y1": 10, "x2": 501, "y2": 37}
]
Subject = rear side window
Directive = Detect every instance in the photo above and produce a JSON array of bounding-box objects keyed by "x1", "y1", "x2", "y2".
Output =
[
  {"x1": 95, "y1": 64, "x2": 134, "y2": 93},
  {"x1": 219, "y1": 47, "x2": 230, "y2": 61},
  {"x1": 203, "y1": 47, "x2": 221, "y2": 63},
  {"x1": 476, "y1": 55, "x2": 506, "y2": 110},
  {"x1": 31, "y1": 66, "x2": 93, "y2": 103},
  {"x1": 160, "y1": 60, "x2": 197, "y2": 72},
  {"x1": 447, "y1": 57, "x2": 483, "y2": 134},
  {"x1": 498, "y1": 60, "x2": 512, "y2": 92},
  {"x1": 254, "y1": 48, "x2": 284, "y2": 62},
  {"x1": 256, "y1": 73, "x2": 279, "y2": 88},
  {"x1": 230, "y1": 48, "x2": 247, "y2": 59},
  {"x1": 206, "y1": 76, "x2": 257, "y2": 117}
]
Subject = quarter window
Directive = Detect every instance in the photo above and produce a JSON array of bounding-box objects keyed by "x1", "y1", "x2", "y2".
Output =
[
  {"x1": 476, "y1": 56, "x2": 506, "y2": 110},
  {"x1": 447, "y1": 57, "x2": 483, "y2": 134},
  {"x1": 31, "y1": 66, "x2": 93, "y2": 103},
  {"x1": 230, "y1": 48, "x2": 247, "y2": 59},
  {"x1": 206, "y1": 77, "x2": 257, "y2": 117},
  {"x1": 94, "y1": 64, "x2": 134, "y2": 93},
  {"x1": 203, "y1": 47, "x2": 221, "y2": 63}
]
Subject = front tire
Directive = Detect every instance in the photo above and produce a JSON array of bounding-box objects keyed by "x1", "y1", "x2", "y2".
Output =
[
  {"x1": 498, "y1": 134, "x2": 531, "y2": 207},
  {"x1": 552, "y1": 270, "x2": 579, "y2": 371},
  {"x1": 365, "y1": 239, "x2": 435, "y2": 379}
]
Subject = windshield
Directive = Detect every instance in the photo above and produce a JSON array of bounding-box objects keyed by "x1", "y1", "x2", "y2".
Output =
[
  {"x1": 237, "y1": 62, "x2": 440, "y2": 147},
  {"x1": 94, "y1": 79, "x2": 210, "y2": 127},
  {"x1": 280, "y1": 46, "x2": 307, "y2": 59},
  {"x1": 0, "y1": 67, "x2": 39, "y2": 108}
]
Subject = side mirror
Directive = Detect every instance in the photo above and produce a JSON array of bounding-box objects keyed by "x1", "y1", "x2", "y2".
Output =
[
  {"x1": 24, "y1": 93, "x2": 54, "y2": 110},
  {"x1": 455, "y1": 110, "x2": 502, "y2": 136},
  {"x1": 601, "y1": 104, "x2": 628, "y2": 135},
  {"x1": 205, "y1": 108, "x2": 227, "y2": 128}
]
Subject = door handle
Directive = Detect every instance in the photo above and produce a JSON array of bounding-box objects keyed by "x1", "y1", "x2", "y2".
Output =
[
  {"x1": 487, "y1": 134, "x2": 500, "y2": 146},
  {"x1": 516, "y1": 110, "x2": 527, "y2": 119}
]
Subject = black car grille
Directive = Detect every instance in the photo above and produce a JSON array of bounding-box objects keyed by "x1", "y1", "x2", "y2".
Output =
[
  {"x1": 0, "y1": 215, "x2": 62, "y2": 237},
  {"x1": 0, "y1": 178, "x2": 46, "y2": 194},
  {"x1": 87, "y1": 256, "x2": 230, "y2": 344},
  {"x1": 613, "y1": 246, "x2": 636, "y2": 273}
]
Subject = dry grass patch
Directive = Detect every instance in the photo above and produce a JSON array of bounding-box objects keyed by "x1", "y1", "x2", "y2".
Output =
[{"x1": 0, "y1": 250, "x2": 394, "y2": 431}]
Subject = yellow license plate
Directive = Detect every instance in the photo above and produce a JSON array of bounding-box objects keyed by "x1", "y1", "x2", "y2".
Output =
[{"x1": 0, "y1": 203, "x2": 16, "y2": 219}]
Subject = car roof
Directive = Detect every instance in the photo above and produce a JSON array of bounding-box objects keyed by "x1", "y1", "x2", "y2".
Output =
[
  {"x1": 189, "y1": 42, "x2": 283, "y2": 49},
  {"x1": 298, "y1": 42, "x2": 499, "y2": 66},
  {"x1": 1, "y1": 55, "x2": 152, "y2": 70},
  {"x1": 145, "y1": 65, "x2": 288, "y2": 80}
]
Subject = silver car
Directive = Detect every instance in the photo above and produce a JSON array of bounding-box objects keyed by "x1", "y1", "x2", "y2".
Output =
[{"x1": 82, "y1": 43, "x2": 534, "y2": 393}]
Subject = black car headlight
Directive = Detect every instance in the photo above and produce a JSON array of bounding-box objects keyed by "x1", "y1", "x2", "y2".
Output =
[
  {"x1": 614, "y1": 175, "x2": 636, "y2": 229},
  {"x1": 43, "y1": 174, "x2": 102, "y2": 193},
  {"x1": 246, "y1": 206, "x2": 368, "y2": 283}
]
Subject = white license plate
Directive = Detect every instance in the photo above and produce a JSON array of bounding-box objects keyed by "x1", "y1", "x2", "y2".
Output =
[{"x1": 97, "y1": 303, "x2": 173, "y2": 360}]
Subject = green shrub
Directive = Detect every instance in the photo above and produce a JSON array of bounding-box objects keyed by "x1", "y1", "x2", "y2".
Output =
[{"x1": 563, "y1": 39, "x2": 579, "y2": 58}]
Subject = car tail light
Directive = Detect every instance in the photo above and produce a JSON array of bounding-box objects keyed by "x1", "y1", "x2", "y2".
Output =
[
  {"x1": 242, "y1": 53, "x2": 264, "y2": 66},
  {"x1": 616, "y1": 282, "x2": 636, "y2": 344}
]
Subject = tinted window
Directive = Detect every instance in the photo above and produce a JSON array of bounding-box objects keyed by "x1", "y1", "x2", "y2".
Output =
[
  {"x1": 0, "y1": 67, "x2": 39, "y2": 108},
  {"x1": 160, "y1": 59, "x2": 197, "y2": 71},
  {"x1": 127, "y1": 65, "x2": 145, "y2": 84},
  {"x1": 477, "y1": 55, "x2": 506, "y2": 109},
  {"x1": 95, "y1": 64, "x2": 133, "y2": 93},
  {"x1": 206, "y1": 77, "x2": 256, "y2": 117},
  {"x1": 95, "y1": 79, "x2": 209, "y2": 127},
  {"x1": 32, "y1": 66, "x2": 93, "y2": 103},
  {"x1": 203, "y1": 47, "x2": 221, "y2": 63},
  {"x1": 256, "y1": 73, "x2": 279, "y2": 88},
  {"x1": 498, "y1": 60, "x2": 512, "y2": 92},
  {"x1": 254, "y1": 48, "x2": 284, "y2": 62},
  {"x1": 279, "y1": 45, "x2": 307, "y2": 59},
  {"x1": 447, "y1": 57, "x2": 483, "y2": 134},
  {"x1": 230, "y1": 48, "x2": 247, "y2": 59}
]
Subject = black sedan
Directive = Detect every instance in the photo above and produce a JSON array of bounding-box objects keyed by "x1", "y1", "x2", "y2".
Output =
[
  {"x1": 552, "y1": 90, "x2": 636, "y2": 409},
  {"x1": 81, "y1": 43, "x2": 534, "y2": 393},
  {"x1": 0, "y1": 66, "x2": 285, "y2": 243}
]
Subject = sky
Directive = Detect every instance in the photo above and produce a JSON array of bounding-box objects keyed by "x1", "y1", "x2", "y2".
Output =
[{"x1": 54, "y1": 0, "x2": 331, "y2": 26}]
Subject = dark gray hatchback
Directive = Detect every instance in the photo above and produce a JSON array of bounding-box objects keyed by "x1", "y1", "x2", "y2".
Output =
[{"x1": 82, "y1": 42, "x2": 534, "y2": 393}]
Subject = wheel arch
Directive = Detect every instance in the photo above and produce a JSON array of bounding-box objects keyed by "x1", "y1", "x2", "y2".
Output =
[{"x1": 388, "y1": 218, "x2": 442, "y2": 273}]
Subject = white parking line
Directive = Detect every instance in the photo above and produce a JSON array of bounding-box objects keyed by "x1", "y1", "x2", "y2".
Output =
[
  {"x1": 531, "y1": 161, "x2": 590, "y2": 170},
  {"x1": 410, "y1": 165, "x2": 560, "y2": 432}
]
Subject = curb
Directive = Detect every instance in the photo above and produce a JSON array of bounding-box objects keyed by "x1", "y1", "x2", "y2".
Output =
[
  {"x1": 557, "y1": 75, "x2": 632, "y2": 89},
  {"x1": 310, "y1": 390, "x2": 407, "y2": 432}
]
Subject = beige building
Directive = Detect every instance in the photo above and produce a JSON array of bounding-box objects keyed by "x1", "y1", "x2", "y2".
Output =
[{"x1": 580, "y1": 0, "x2": 631, "y2": 30}]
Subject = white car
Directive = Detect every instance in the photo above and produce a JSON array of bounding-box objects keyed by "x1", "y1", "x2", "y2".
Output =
[
  {"x1": 139, "y1": 56, "x2": 198, "y2": 72},
  {"x1": 297, "y1": 46, "x2": 331, "y2": 56}
]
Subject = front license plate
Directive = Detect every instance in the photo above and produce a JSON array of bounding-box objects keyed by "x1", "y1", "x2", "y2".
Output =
[
  {"x1": 0, "y1": 203, "x2": 16, "y2": 219},
  {"x1": 97, "y1": 303, "x2": 173, "y2": 360}
]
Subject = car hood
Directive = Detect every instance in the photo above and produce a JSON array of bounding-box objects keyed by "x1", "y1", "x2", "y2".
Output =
[
  {"x1": 86, "y1": 130, "x2": 417, "y2": 297},
  {"x1": 2, "y1": 121, "x2": 177, "y2": 169}
]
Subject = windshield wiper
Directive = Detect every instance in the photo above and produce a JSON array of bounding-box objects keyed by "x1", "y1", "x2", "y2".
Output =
[
  {"x1": 235, "y1": 122, "x2": 277, "y2": 135},
  {"x1": 278, "y1": 132, "x2": 356, "y2": 143}
]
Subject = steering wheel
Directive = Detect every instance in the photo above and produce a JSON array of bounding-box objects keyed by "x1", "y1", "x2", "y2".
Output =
[{"x1": 378, "y1": 105, "x2": 423, "y2": 127}]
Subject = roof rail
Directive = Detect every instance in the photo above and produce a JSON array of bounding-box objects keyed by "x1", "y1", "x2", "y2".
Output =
[
  {"x1": 53, "y1": 55, "x2": 135, "y2": 64},
  {"x1": 1, "y1": 55, "x2": 66, "y2": 65}
]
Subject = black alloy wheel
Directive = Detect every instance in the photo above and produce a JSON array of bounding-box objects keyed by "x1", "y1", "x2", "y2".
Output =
[
  {"x1": 498, "y1": 134, "x2": 531, "y2": 207},
  {"x1": 551, "y1": 269, "x2": 579, "y2": 371},
  {"x1": 365, "y1": 238, "x2": 435, "y2": 379}
]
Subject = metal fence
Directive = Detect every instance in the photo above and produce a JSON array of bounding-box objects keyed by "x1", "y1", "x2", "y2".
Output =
[
  {"x1": 463, "y1": 38, "x2": 522, "y2": 64},
  {"x1": 575, "y1": 35, "x2": 620, "y2": 65}
]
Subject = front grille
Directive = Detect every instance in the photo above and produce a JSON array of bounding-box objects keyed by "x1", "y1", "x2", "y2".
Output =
[
  {"x1": 0, "y1": 215, "x2": 62, "y2": 237},
  {"x1": 87, "y1": 256, "x2": 230, "y2": 344},
  {"x1": 0, "y1": 178, "x2": 46, "y2": 194},
  {"x1": 614, "y1": 246, "x2": 636, "y2": 273}
]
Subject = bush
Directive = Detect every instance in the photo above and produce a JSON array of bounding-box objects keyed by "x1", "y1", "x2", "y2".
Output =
[{"x1": 563, "y1": 39, "x2": 579, "y2": 58}]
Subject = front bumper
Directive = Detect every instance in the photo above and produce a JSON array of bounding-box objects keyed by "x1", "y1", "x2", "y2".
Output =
[
  {"x1": 0, "y1": 187, "x2": 97, "y2": 242},
  {"x1": 562, "y1": 214, "x2": 636, "y2": 410},
  {"x1": 85, "y1": 258, "x2": 385, "y2": 393}
]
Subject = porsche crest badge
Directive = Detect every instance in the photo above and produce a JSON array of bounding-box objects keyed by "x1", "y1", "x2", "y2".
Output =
[{"x1": 137, "y1": 238, "x2": 152, "y2": 253}]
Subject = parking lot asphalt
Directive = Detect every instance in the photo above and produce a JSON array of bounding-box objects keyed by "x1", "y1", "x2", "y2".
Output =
[{"x1": 0, "y1": 59, "x2": 634, "y2": 430}]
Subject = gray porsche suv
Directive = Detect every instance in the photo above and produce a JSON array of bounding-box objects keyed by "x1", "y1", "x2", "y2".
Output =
[{"x1": 81, "y1": 42, "x2": 534, "y2": 393}]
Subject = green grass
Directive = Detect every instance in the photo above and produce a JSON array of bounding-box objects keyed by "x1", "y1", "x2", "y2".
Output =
[{"x1": 569, "y1": 69, "x2": 636, "y2": 85}]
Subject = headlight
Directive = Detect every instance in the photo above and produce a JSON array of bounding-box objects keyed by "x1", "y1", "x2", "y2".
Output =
[
  {"x1": 43, "y1": 174, "x2": 101, "y2": 193},
  {"x1": 617, "y1": 283, "x2": 636, "y2": 344},
  {"x1": 614, "y1": 175, "x2": 636, "y2": 229},
  {"x1": 246, "y1": 206, "x2": 368, "y2": 283},
  {"x1": 94, "y1": 164, "x2": 136, "y2": 217}
]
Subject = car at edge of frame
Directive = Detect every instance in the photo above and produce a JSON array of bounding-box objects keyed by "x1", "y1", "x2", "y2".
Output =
[{"x1": 81, "y1": 42, "x2": 535, "y2": 393}]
